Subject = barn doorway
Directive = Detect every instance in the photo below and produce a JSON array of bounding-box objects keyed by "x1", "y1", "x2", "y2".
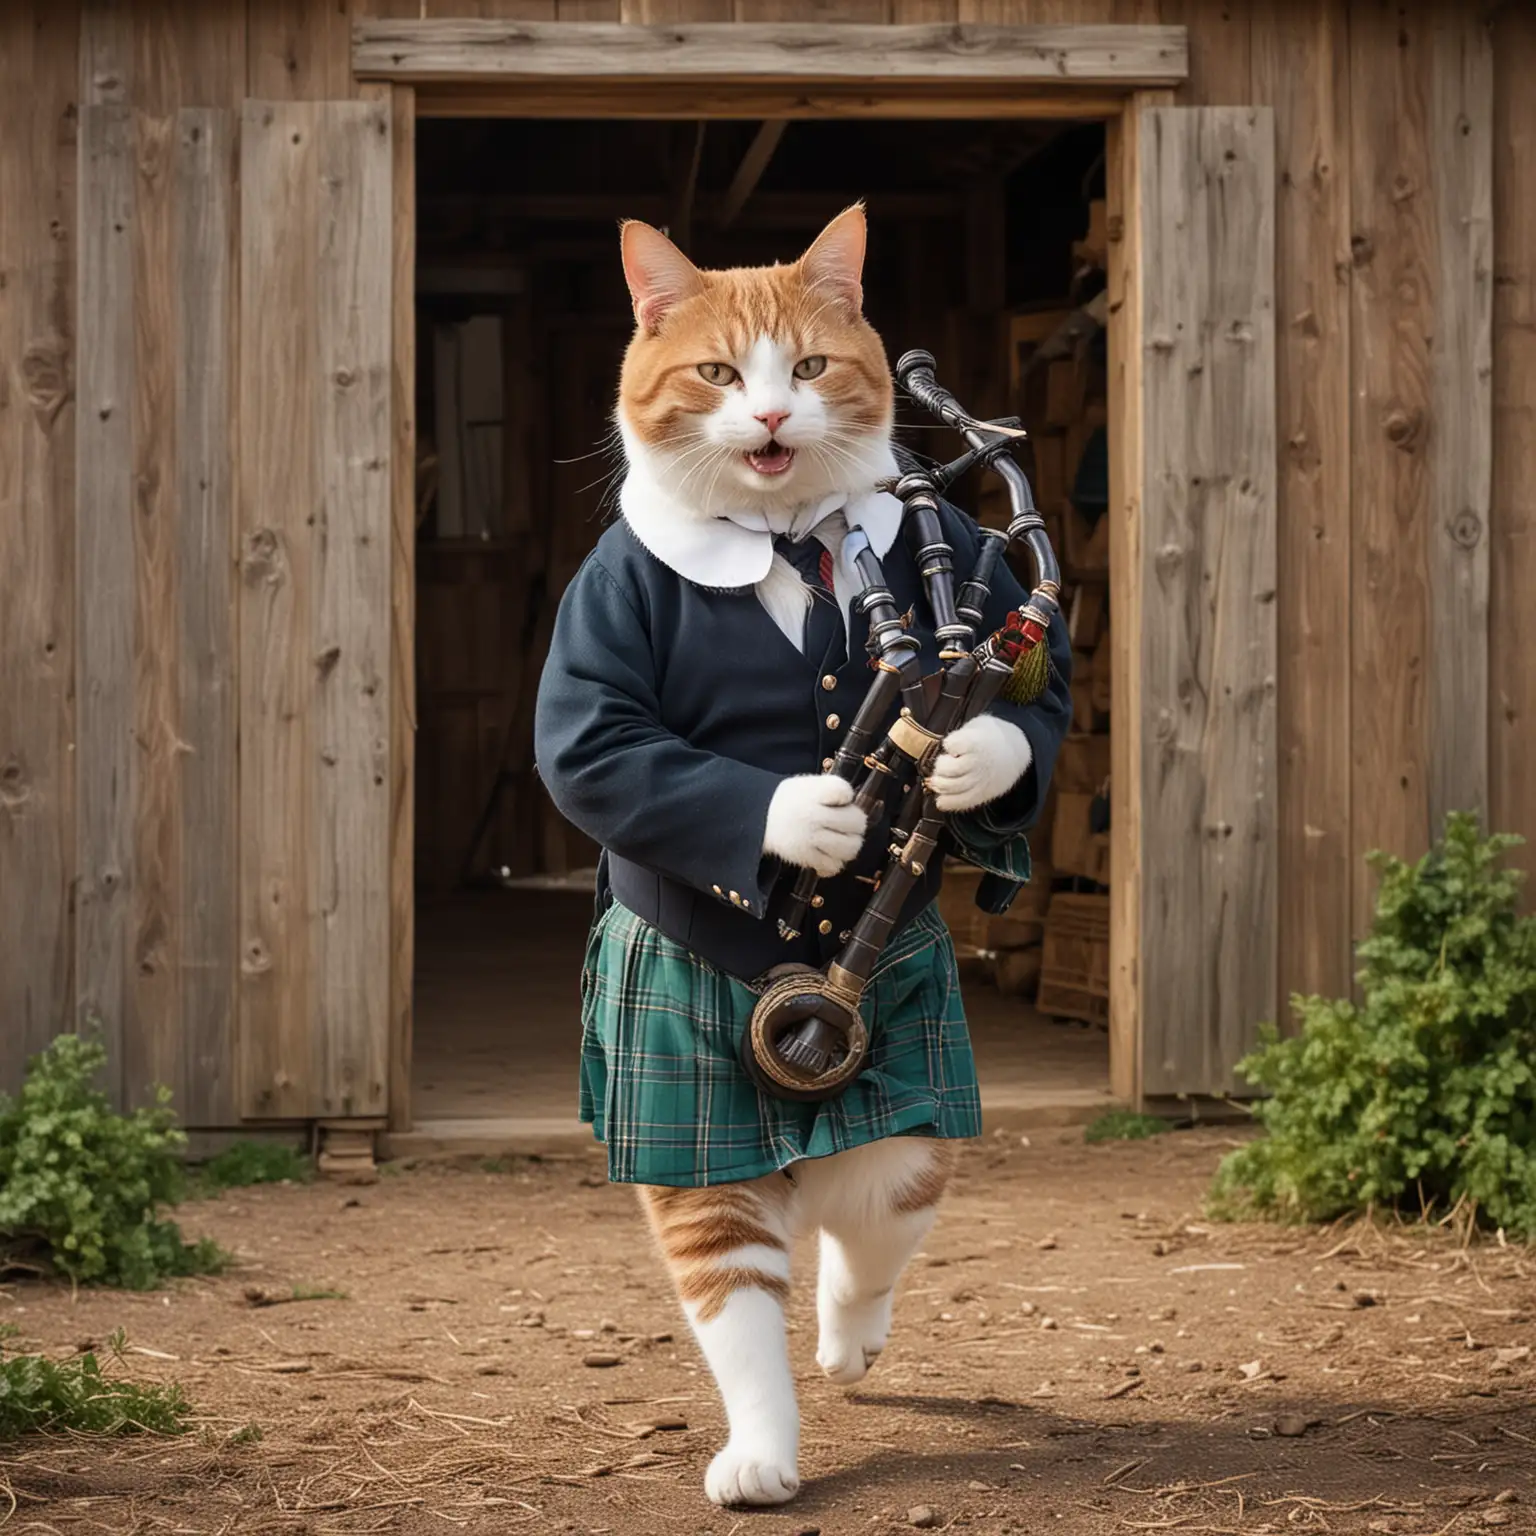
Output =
[{"x1": 407, "y1": 114, "x2": 1118, "y2": 1136}]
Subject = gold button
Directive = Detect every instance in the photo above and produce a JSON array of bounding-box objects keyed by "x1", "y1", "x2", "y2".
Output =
[
  {"x1": 826, "y1": 713, "x2": 841, "y2": 730},
  {"x1": 818, "y1": 919, "x2": 833, "y2": 935},
  {"x1": 821, "y1": 756, "x2": 834, "y2": 771},
  {"x1": 811, "y1": 894, "x2": 825, "y2": 908},
  {"x1": 821, "y1": 674, "x2": 837, "y2": 691},
  {"x1": 741, "y1": 897, "x2": 751, "y2": 910},
  {"x1": 729, "y1": 890, "x2": 740, "y2": 904},
  {"x1": 712, "y1": 884, "x2": 722, "y2": 896}
]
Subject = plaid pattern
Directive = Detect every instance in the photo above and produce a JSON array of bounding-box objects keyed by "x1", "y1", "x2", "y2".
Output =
[{"x1": 579, "y1": 898, "x2": 982, "y2": 1187}]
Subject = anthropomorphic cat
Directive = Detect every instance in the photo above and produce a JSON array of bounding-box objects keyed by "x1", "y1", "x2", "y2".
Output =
[{"x1": 533, "y1": 206, "x2": 1072, "y2": 1507}]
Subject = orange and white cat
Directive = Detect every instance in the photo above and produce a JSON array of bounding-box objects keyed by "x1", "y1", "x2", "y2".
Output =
[{"x1": 611, "y1": 208, "x2": 1029, "y2": 1506}]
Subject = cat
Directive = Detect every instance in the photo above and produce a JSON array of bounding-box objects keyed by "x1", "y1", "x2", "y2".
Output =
[{"x1": 534, "y1": 205, "x2": 1062, "y2": 1508}]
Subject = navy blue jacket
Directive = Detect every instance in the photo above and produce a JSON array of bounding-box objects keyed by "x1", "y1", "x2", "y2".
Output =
[{"x1": 534, "y1": 503, "x2": 1073, "y2": 980}]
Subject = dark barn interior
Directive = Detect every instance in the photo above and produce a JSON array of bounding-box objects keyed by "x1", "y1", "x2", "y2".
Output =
[{"x1": 407, "y1": 115, "x2": 1117, "y2": 1135}]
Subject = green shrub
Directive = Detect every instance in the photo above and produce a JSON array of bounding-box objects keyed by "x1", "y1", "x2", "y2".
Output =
[
  {"x1": 191, "y1": 1140, "x2": 313, "y2": 1195},
  {"x1": 0, "y1": 1034, "x2": 227, "y2": 1288},
  {"x1": 0, "y1": 1326, "x2": 191, "y2": 1437},
  {"x1": 1212, "y1": 813, "x2": 1536, "y2": 1239}
]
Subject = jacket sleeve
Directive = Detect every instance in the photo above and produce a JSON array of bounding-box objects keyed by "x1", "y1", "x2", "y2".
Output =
[
  {"x1": 534, "y1": 554, "x2": 784, "y2": 916},
  {"x1": 939, "y1": 502, "x2": 1074, "y2": 869}
]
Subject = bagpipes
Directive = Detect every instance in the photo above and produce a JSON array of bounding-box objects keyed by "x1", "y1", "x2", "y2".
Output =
[{"x1": 740, "y1": 351, "x2": 1062, "y2": 1103}]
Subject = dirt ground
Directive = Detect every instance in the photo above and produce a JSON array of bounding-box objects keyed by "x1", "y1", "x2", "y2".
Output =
[{"x1": 3, "y1": 1129, "x2": 1534, "y2": 1536}]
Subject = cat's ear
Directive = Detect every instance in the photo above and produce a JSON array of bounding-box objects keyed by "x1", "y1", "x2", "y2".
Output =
[
  {"x1": 620, "y1": 220, "x2": 706, "y2": 334},
  {"x1": 799, "y1": 204, "x2": 867, "y2": 313}
]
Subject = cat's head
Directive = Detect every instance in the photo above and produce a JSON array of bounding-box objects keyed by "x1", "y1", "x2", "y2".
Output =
[{"x1": 616, "y1": 205, "x2": 894, "y2": 518}]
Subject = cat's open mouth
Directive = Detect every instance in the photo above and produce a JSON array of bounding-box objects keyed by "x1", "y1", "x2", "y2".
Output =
[{"x1": 745, "y1": 441, "x2": 796, "y2": 477}]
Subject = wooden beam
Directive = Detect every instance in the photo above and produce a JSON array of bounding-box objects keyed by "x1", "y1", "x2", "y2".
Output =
[
  {"x1": 355, "y1": 21, "x2": 1189, "y2": 87},
  {"x1": 718, "y1": 120, "x2": 787, "y2": 229},
  {"x1": 669, "y1": 120, "x2": 705, "y2": 253},
  {"x1": 415, "y1": 82, "x2": 1129, "y2": 120}
]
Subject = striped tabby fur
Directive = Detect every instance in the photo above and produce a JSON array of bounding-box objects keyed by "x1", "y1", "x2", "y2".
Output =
[{"x1": 638, "y1": 1137, "x2": 956, "y2": 1507}]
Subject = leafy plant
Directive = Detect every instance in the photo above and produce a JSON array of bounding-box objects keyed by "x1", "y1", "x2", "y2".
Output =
[
  {"x1": 1085, "y1": 1110, "x2": 1171, "y2": 1144},
  {"x1": 0, "y1": 1326, "x2": 191, "y2": 1438},
  {"x1": 0, "y1": 1034, "x2": 228, "y2": 1288},
  {"x1": 191, "y1": 1140, "x2": 313, "y2": 1196},
  {"x1": 1212, "y1": 814, "x2": 1536, "y2": 1239}
]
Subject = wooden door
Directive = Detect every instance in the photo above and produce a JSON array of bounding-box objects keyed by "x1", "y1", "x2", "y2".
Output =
[
  {"x1": 1133, "y1": 106, "x2": 1279, "y2": 1099},
  {"x1": 236, "y1": 99, "x2": 394, "y2": 1120}
]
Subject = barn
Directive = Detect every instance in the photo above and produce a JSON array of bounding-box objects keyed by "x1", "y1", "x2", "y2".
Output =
[{"x1": 0, "y1": 0, "x2": 1531, "y2": 1165}]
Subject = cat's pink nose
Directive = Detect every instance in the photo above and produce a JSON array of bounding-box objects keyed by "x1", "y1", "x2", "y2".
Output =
[{"x1": 755, "y1": 409, "x2": 791, "y2": 436}]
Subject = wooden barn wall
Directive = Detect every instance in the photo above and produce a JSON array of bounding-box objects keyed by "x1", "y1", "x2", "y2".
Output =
[{"x1": 1, "y1": 0, "x2": 1533, "y2": 1117}]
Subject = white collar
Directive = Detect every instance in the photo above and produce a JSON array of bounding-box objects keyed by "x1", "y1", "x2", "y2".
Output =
[{"x1": 619, "y1": 443, "x2": 905, "y2": 591}]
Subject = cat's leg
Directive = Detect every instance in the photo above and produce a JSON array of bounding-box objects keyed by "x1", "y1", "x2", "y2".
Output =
[
  {"x1": 799, "y1": 1137, "x2": 956, "y2": 1386},
  {"x1": 638, "y1": 1176, "x2": 801, "y2": 1507}
]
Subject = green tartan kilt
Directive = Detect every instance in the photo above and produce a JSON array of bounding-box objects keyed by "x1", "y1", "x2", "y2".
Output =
[{"x1": 578, "y1": 899, "x2": 982, "y2": 1187}]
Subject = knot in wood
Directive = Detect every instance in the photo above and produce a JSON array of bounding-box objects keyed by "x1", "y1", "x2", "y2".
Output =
[
  {"x1": 1450, "y1": 510, "x2": 1483, "y2": 550},
  {"x1": 1154, "y1": 543, "x2": 1183, "y2": 580},
  {"x1": 1350, "y1": 234, "x2": 1374, "y2": 268},
  {"x1": 0, "y1": 757, "x2": 29, "y2": 811},
  {"x1": 243, "y1": 528, "x2": 285, "y2": 584},
  {"x1": 333, "y1": 367, "x2": 355, "y2": 388},
  {"x1": 316, "y1": 644, "x2": 342, "y2": 676},
  {"x1": 1382, "y1": 407, "x2": 1423, "y2": 451}
]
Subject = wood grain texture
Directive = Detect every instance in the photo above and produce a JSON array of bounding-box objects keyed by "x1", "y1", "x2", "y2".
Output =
[
  {"x1": 238, "y1": 100, "x2": 394, "y2": 1121},
  {"x1": 1104, "y1": 93, "x2": 1165, "y2": 1105},
  {"x1": 314, "y1": 98, "x2": 393, "y2": 1118},
  {"x1": 414, "y1": 81, "x2": 1129, "y2": 116},
  {"x1": 75, "y1": 103, "x2": 137, "y2": 1105},
  {"x1": 1159, "y1": 0, "x2": 1248, "y2": 106},
  {"x1": 1426, "y1": 7, "x2": 1492, "y2": 834},
  {"x1": 619, "y1": 0, "x2": 731, "y2": 22},
  {"x1": 132, "y1": 0, "x2": 245, "y2": 111},
  {"x1": 1489, "y1": 0, "x2": 1536, "y2": 887},
  {"x1": 248, "y1": 0, "x2": 353, "y2": 99},
  {"x1": 0, "y1": 0, "x2": 78, "y2": 1095},
  {"x1": 173, "y1": 109, "x2": 238, "y2": 1126},
  {"x1": 1347, "y1": 0, "x2": 1433, "y2": 935},
  {"x1": 1250, "y1": 0, "x2": 1352, "y2": 1009},
  {"x1": 127, "y1": 111, "x2": 181, "y2": 1111},
  {"x1": 1139, "y1": 106, "x2": 1277, "y2": 1098},
  {"x1": 381, "y1": 82, "x2": 418, "y2": 1133},
  {"x1": 354, "y1": 19, "x2": 1190, "y2": 84}
]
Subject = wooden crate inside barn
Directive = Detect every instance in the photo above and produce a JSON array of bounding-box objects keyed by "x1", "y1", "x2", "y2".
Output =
[{"x1": 1037, "y1": 892, "x2": 1110, "y2": 1027}]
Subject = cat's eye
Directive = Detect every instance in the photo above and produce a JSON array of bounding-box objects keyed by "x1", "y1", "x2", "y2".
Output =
[
  {"x1": 697, "y1": 362, "x2": 739, "y2": 386},
  {"x1": 793, "y1": 355, "x2": 828, "y2": 381}
]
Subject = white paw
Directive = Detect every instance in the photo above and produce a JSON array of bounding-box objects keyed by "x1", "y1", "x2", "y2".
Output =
[
  {"x1": 763, "y1": 773, "x2": 868, "y2": 877},
  {"x1": 928, "y1": 714, "x2": 1033, "y2": 812},
  {"x1": 705, "y1": 1441, "x2": 801, "y2": 1506},
  {"x1": 816, "y1": 1288, "x2": 894, "y2": 1386}
]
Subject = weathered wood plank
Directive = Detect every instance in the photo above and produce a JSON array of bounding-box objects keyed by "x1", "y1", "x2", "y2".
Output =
[
  {"x1": 238, "y1": 101, "x2": 319, "y2": 1119},
  {"x1": 1139, "y1": 106, "x2": 1277, "y2": 1098},
  {"x1": 1250, "y1": 0, "x2": 1352, "y2": 1008},
  {"x1": 132, "y1": 0, "x2": 245, "y2": 112},
  {"x1": 248, "y1": 0, "x2": 353, "y2": 99},
  {"x1": 354, "y1": 20, "x2": 1189, "y2": 85},
  {"x1": 75, "y1": 103, "x2": 137, "y2": 1105},
  {"x1": 238, "y1": 100, "x2": 394, "y2": 1121},
  {"x1": 0, "y1": 0, "x2": 78, "y2": 1094},
  {"x1": 1347, "y1": 0, "x2": 1433, "y2": 935},
  {"x1": 1427, "y1": 8, "x2": 1492, "y2": 835},
  {"x1": 414, "y1": 81, "x2": 1129, "y2": 117},
  {"x1": 1489, "y1": 0, "x2": 1536, "y2": 887},
  {"x1": 312, "y1": 98, "x2": 393, "y2": 1119},
  {"x1": 380, "y1": 82, "x2": 417, "y2": 1133},
  {"x1": 127, "y1": 112, "x2": 182, "y2": 1111},
  {"x1": 620, "y1": 0, "x2": 729, "y2": 20},
  {"x1": 174, "y1": 108, "x2": 238, "y2": 1126},
  {"x1": 1104, "y1": 90, "x2": 1172, "y2": 1104},
  {"x1": 1159, "y1": 0, "x2": 1249, "y2": 106}
]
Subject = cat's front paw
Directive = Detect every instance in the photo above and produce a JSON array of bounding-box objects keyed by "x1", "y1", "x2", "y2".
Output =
[
  {"x1": 816, "y1": 1287, "x2": 894, "y2": 1386},
  {"x1": 705, "y1": 1441, "x2": 801, "y2": 1506},
  {"x1": 762, "y1": 773, "x2": 868, "y2": 877}
]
